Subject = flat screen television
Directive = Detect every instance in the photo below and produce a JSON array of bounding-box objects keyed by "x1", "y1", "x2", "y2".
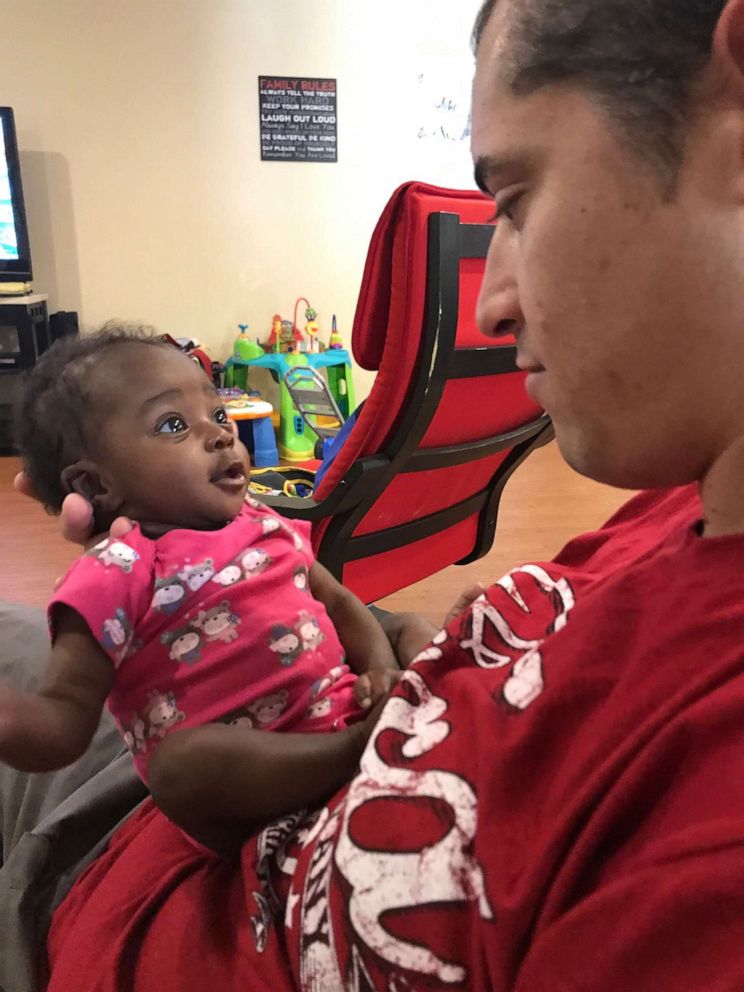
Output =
[{"x1": 0, "y1": 107, "x2": 32, "y2": 283}]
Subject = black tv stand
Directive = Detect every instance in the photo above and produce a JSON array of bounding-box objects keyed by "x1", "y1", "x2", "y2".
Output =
[{"x1": 0, "y1": 293, "x2": 50, "y2": 452}]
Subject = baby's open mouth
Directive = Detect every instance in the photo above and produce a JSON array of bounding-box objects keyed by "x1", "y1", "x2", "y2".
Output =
[{"x1": 212, "y1": 460, "x2": 247, "y2": 486}]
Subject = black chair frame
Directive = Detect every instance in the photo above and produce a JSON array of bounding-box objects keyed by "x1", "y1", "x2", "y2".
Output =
[{"x1": 259, "y1": 211, "x2": 553, "y2": 584}]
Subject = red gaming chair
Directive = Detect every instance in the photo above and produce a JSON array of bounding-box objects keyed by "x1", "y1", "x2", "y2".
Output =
[{"x1": 261, "y1": 181, "x2": 552, "y2": 603}]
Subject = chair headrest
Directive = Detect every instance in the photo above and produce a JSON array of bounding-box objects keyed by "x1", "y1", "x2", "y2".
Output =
[{"x1": 352, "y1": 181, "x2": 493, "y2": 370}]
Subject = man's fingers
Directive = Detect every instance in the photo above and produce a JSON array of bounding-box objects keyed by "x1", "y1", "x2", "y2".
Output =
[
  {"x1": 13, "y1": 471, "x2": 34, "y2": 499},
  {"x1": 60, "y1": 493, "x2": 95, "y2": 545},
  {"x1": 109, "y1": 516, "x2": 135, "y2": 540},
  {"x1": 443, "y1": 583, "x2": 486, "y2": 627},
  {"x1": 59, "y1": 493, "x2": 135, "y2": 549}
]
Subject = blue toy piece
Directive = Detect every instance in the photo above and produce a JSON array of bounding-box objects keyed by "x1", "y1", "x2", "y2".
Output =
[
  {"x1": 249, "y1": 414, "x2": 280, "y2": 468},
  {"x1": 314, "y1": 402, "x2": 363, "y2": 486}
]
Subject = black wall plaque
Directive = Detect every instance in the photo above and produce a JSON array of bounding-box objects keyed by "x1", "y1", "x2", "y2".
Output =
[{"x1": 258, "y1": 76, "x2": 338, "y2": 163}]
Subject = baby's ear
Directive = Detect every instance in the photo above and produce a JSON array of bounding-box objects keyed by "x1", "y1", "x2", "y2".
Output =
[{"x1": 60, "y1": 460, "x2": 121, "y2": 514}]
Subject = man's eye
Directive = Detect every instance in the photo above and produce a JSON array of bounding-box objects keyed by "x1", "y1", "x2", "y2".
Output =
[
  {"x1": 156, "y1": 415, "x2": 188, "y2": 434},
  {"x1": 490, "y1": 191, "x2": 523, "y2": 226},
  {"x1": 213, "y1": 408, "x2": 230, "y2": 425}
]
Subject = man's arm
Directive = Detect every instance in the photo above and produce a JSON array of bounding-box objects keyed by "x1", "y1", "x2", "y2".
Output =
[
  {"x1": 377, "y1": 583, "x2": 487, "y2": 667},
  {"x1": 0, "y1": 605, "x2": 114, "y2": 772}
]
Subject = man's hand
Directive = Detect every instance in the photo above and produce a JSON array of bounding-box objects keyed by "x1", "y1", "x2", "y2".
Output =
[
  {"x1": 353, "y1": 668, "x2": 404, "y2": 710},
  {"x1": 442, "y1": 583, "x2": 486, "y2": 626},
  {"x1": 12, "y1": 470, "x2": 33, "y2": 500},
  {"x1": 14, "y1": 470, "x2": 133, "y2": 548},
  {"x1": 378, "y1": 584, "x2": 487, "y2": 669}
]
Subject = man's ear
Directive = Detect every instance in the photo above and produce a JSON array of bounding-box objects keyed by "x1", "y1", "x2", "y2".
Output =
[
  {"x1": 714, "y1": 0, "x2": 744, "y2": 90},
  {"x1": 59, "y1": 460, "x2": 121, "y2": 515},
  {"x1": 708, "y1": 0, "x2": 744, "y2": 205}
]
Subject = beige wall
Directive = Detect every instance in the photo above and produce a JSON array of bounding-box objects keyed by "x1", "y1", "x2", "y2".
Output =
[{"x1": 1, "y1": 0, "x2": 482, "y2": 397}]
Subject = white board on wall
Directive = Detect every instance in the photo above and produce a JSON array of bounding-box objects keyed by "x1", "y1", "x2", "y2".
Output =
[{"x1": 409, "y1": 0, "x2": 483, "y2": 188}]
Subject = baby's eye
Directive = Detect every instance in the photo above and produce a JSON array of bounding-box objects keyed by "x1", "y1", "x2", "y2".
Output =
[
  {"x1": 156, "y1": 415, "x2": 188, "y2": 434},
  {"x1": 213, "y1": 407, "x2": 230, "y2": 426}
]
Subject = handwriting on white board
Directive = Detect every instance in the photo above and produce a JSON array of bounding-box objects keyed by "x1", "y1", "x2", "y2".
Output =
[{"x1": 416, "y1": 72, "x2": 472, "y2": 143}]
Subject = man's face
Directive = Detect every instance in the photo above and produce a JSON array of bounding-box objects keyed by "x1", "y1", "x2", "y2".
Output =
[
  {"x1": 472, "y1": 3, "x2": 744, "y2": 489},
  {"x1": 92, "y1": 344, "x2": 250, "y2": 529}
]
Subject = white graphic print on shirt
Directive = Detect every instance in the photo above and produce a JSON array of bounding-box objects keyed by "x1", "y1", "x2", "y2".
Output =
[{"x1": 291, "y1": 564, "x2": 578, "y2": 988}]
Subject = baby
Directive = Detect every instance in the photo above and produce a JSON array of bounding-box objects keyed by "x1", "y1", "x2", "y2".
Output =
[{"x1": 2, "y1": 328, "x2": 400, "y2": 853}]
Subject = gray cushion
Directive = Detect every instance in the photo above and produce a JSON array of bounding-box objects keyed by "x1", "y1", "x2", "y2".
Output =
[{"x1": 0, "y1": 601, "x2": 146, "y2": 992}]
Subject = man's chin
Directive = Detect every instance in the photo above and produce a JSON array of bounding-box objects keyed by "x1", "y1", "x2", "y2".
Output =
[
  {"x1": 555, "y1": 430, "x2": 629, "y2": 489},
  {"x1": 557, "y1": 431, "x2": 691, "y2": 492}
]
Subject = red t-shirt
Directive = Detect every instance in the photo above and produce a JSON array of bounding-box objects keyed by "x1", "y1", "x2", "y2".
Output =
[{"x1": 48, "y1": 485, "x2": 744, "y2": 992}]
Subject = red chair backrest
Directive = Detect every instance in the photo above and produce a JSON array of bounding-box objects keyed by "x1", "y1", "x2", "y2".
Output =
[{"x1": 310, "y1": 181, "x2": 549, "y2": 602}]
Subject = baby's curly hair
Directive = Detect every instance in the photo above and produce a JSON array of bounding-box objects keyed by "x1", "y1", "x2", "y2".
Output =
[{"x1": 14, "y1": 324, "x2": 169, "y2": 513}]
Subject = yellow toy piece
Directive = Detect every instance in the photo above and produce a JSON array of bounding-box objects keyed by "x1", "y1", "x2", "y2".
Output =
[{"x1": 305, "y1": 306, "x2": 320, "y2": 353}]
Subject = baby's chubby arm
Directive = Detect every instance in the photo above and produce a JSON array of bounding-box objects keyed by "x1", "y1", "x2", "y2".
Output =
[
  {"x1": 0, "y1": 605, "x2": 114, "y2": 772},
  {"x1": 308, "y1": 561, "x2": 401, "y2": 710}
]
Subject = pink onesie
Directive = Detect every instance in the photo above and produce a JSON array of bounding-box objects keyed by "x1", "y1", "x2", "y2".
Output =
[{"x1": 49, "y1": 499, "x2": 363, "y2": 782}]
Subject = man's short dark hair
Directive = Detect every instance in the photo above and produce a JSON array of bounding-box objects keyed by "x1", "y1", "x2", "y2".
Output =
[
  {"x1": 14, "y1": 325, "x2": 167, "y2": 513},
  {"x1": 473, "y1": 0, "x2": 725, "y2": 188}
]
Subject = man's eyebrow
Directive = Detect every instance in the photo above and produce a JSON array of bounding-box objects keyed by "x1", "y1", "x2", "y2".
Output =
[{"x1": 474, "y1": 153, "x2": 530, "y2": 194}]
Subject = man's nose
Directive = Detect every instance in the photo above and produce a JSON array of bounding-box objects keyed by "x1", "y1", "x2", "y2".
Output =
[{"x1": 475, "y1": 228, "x2": 523, "y2": 340}]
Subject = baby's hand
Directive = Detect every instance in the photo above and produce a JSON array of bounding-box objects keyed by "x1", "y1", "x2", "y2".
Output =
[{"x1": 354, "y1": 668, "x2": 403, "y2": 710}]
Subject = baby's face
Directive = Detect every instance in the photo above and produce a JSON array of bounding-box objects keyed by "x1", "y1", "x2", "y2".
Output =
[{"x1": 93, "y1": 344, "x2": 251, "y2": 530}]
